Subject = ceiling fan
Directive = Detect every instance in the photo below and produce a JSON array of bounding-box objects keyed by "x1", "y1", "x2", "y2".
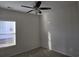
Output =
[{"x1": 21, "y1": 1, "x2": 51, "y2": 14}]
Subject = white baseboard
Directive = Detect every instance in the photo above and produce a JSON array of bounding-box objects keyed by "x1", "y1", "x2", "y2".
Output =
[{"x1": 51, "y1": 49, "x2": 72, "y2": 57}]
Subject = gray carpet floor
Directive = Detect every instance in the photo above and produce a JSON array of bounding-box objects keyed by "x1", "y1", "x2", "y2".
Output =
[{"x1": 13, "y1": 47, "x2": 69, "y2": 57}]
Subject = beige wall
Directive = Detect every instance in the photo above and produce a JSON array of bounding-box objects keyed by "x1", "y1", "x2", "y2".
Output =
[{"x1": 0, "y1": 8, "x2": 40, "y2": 56}]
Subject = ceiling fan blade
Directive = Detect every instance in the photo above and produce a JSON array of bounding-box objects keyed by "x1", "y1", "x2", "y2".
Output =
[
  {"x1": 21, "y1": 5, "x2": 33, "y2": 9},
  {"x1": 34, "y1": 1, "x2": 41, "y2": 8},
  {"x1": 39, "y1": 7, "x2": 51, "y2": 10},
  {"x1": 26, "y1": 10, "x2": 34, "y2": 13}
]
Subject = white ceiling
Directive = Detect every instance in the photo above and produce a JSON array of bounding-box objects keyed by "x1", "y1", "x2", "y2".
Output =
[
  {"x1": 0, "y1": 1, "x2": 35, "y2": 13},
  {"x1": 0, "y1": 1, "x2": 77, "y2": 14},
  {"x1": 0, "y1": 1, "x2": 51, "y2": 14}
]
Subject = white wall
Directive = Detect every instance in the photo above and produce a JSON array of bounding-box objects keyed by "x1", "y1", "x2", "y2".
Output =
[
  {"x1": 40, "y1": 14, "x2": 49, "y2": 48},
  {"x1": 0, "y1": 8, "x2": 40, "y2": 56},
  {"x1": 40, "y1": 1, "x2": 79, "y2": 56},
  {"x1": 0, "y1": 1, "x2": 79, "y2": 57}
]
